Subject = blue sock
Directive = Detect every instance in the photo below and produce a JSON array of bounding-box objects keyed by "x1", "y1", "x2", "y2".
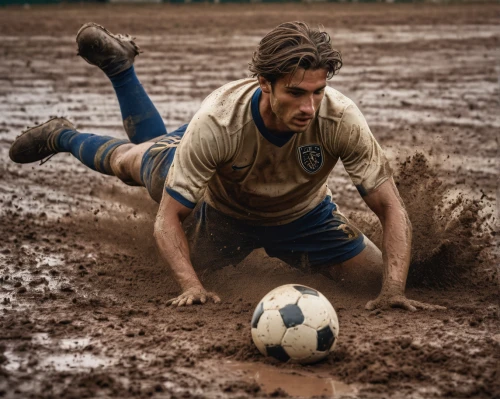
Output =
[
  {"x1": 56, "y1": 129, "x2": 128, "y2": 175},
  {"x1": 109, "y1": 66, "x2": 167, "y2": 144}
]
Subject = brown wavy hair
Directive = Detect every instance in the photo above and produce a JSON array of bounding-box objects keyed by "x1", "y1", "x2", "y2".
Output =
[{"x1": 249, "y1": 21, "x2": 342, "y2": 84}]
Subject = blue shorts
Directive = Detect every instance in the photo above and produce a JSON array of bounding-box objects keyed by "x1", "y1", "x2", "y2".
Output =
[
  {"x1": 140, "y1": 125, "x2": 366, "y2": 269},
  {"x1": 188, "y1": 197, "x2": 366, "y2": 270},
  {"x1": 139, "y1": 124, "x2": 188, "y2": 203}
]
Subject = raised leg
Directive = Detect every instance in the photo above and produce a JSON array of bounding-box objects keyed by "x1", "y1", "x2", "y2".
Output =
[
  {"x1": 76, "y1": 23, "x2": 167, "y2": 144},
  {"x1": 108, "y1": 67, "x2": 167, "y2": 143}
]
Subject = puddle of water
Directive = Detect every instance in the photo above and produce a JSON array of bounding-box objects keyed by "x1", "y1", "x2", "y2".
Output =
[
  {"x1": 3, "y1": 350, "x2": 24, "y2": 372},
  {"x1": 35, "y1": 254, "x2": 65, "y2": 268},
  {"x1": 32, "y1": 333, "x2": 91, "y2": 350},
  {"x1": 4, "y1": 349, "x2": 111, "y2": 372},
  {"x1": 31, "y1": 333, "x2": 51, "y2": 346},
  {"x1": 224, "y1": 360, "x2": 357, "y2": 398},
  {"x1": 4, "y1": 333, "x2": 110, "y2": 373},
  {"x1": 39, "y1": 353, "x2": 111, "y2": 371},
  {"x1": 59, "y1": 337, "x2": 92, "y2": 350}
]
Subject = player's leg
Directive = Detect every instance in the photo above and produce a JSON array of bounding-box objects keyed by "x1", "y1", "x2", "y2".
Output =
[
  {"x1": 262, "y1": 196, "x2": 383, "y2": 287},
  {"x1": 8, "y1": 116, "x2": 192, "y2": 204},
  {"x1": 327, "y1": 236, "x2": 383, "y2": 286},
  {"x1": 9, "y1": 117, "x2": 149, "y2": 186},
  {"x1": 107, "y1": 141, "x2": 153, "y2": 186},
  {"x1": 76, "y1": 23, "x2": 167, "y2": 144}
]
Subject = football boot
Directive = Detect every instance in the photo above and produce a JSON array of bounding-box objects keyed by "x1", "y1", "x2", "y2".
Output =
[
  {"x1": 76, "y1": 22, "x2": 140, "y2": 76},
  {"x1": 9, "y1": 117, "x2": 74, "y2": 164}
]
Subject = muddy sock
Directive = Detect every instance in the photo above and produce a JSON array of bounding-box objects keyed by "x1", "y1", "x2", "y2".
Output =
[
  {"x1": 109, "y1": 66, "x2": 167, "y2": 144},
  {"x1": 56, "y1": 129, "x2": 128, "y2": 175}
]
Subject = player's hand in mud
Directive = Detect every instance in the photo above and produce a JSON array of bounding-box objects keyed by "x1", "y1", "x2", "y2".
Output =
[
  {"x1": 365, "y1": 293, "x2": 447, "y2": 312},
  {"x1": 166, "y1": 286, "x2": 221, "y2": 307}
]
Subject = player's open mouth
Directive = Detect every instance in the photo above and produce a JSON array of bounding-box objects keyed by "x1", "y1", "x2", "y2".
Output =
[{"x1": 294, "y1": 118, "x2": 312, "y2": 125}]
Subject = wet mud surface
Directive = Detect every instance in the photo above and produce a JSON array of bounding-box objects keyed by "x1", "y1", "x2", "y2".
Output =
[{"x1": 0, "y1": 3, "x2": 499, "y2": 398}]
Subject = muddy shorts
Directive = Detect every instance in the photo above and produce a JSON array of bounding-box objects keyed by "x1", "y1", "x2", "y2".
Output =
[
  {"x1": 139, "y1": 124, "x2": 188, "y2": 203},
  {"x1": 188, "y1": 196, "x2": 366, "y2": 271}
]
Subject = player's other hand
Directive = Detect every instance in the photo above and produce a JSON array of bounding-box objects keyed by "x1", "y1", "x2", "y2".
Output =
[
  {"x1": 365, "y1": 293, "x2": 446, "y2": 312},
  {"x1": 166, "y1": 286, "x2": 221, "y2": 307}
]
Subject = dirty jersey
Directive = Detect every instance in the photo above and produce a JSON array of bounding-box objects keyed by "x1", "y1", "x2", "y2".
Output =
[{"x1": 165, "y1": 78, "x2": 391, "y2": 226}]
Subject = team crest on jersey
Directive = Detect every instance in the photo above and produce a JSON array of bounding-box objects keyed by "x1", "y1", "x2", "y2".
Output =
[{"x1": 297, "y1": 145, "x2": 324, "y2": 174}]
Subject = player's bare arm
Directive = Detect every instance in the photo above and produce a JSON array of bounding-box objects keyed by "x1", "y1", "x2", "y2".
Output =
[
  {"x1": 154, "y1": 193, "x2": 220, "y2": 306},
  {"x1": 362, "y1": 178, "x2": 445, "y2": 312}
]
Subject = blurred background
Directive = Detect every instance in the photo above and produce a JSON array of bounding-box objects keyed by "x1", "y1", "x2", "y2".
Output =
[{"x1": 1, "y1": 0, "x2": 485, "y2": 5}]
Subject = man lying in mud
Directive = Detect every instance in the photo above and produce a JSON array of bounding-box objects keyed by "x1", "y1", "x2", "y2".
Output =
[{"x1": 9, "y1": 21, "x2": 444, "y2": 312}]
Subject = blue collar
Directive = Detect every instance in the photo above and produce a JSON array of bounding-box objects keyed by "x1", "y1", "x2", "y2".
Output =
[{"x1": 251, "y1": 88, "x2": 295, "y2": 148}]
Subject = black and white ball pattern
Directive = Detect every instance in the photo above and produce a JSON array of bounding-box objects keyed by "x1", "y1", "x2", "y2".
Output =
[{"x1": 251, "y1": 284, "x2": 339, "y2": 364}]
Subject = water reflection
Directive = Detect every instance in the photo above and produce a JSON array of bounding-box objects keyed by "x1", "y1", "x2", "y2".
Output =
[{"x1": 224, "y1": 360, "x2": 357, "y2": 398}]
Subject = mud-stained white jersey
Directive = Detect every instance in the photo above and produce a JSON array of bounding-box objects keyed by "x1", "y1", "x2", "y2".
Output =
[{"x1": 165, "y1": 78, "x2": 391, "y2": 226}]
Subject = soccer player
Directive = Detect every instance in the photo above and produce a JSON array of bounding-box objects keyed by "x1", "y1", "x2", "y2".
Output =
[{"x1": 9, "y1": 22, "x2": 444, "y2": 311}]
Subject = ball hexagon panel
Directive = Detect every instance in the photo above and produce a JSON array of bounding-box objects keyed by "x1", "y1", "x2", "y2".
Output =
[
  {"x1": 281, "y1": 324, "x2": 318, "y2": 360},
  {"x1": 262, "y1": 285, "x2": 302, "y2": 311},
  {"x1": 297, "y1": 295, "x2": 330, "y2": 330},
  {"x1": 255, "y1": 309, "x2": 287, "y2": 346}
]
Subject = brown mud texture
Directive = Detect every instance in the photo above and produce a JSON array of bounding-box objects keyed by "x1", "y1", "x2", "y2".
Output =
[{"x1": 0, "y1": 3, "x2": 499, "y2": 399}]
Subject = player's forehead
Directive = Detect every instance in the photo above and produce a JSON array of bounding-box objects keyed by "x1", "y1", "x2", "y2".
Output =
[{"x1": 279, "y1": 68, "x2": 328, "y2": 91}]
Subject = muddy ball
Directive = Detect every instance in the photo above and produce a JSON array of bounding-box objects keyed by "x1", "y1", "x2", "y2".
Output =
[{"x1": 251, "y1": 284, "x2": 339, "y2": 364}]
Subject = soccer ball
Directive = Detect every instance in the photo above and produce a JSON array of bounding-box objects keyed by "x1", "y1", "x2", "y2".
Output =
[{"x1": 251, "y1": 284, "x2": 339, "y2": 364}]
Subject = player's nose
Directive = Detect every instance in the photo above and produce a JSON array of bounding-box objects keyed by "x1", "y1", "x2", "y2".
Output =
[{"x1": 299, "y1": 96, "x2": 315, "y2": 116}]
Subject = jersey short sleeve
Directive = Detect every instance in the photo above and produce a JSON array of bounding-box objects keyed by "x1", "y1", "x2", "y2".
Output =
[
  {"x1": 331, "y1": 103, "x2": 392, "y2": 196},
  {"x1": 164, "y1": 112, "x2": 232, "y2": 208}
]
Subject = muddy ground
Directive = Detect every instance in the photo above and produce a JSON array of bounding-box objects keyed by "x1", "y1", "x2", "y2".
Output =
[{"x1": 0, "y1": 3, "x2": 499, "y2": 398}]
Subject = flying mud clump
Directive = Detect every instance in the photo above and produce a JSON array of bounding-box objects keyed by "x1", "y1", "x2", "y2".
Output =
[{"x1": 352, "y1": 152, "x2": 495, "y2": 287}]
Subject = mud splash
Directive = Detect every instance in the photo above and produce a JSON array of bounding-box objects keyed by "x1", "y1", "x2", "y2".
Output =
[
  {"x1": 351, "y1": 152, "x2": 495, "y2": 287},
  {"x1": 398, "y1": 153, "x2": 495, "y2": 286}
]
